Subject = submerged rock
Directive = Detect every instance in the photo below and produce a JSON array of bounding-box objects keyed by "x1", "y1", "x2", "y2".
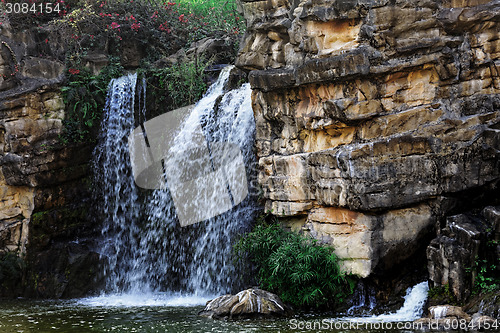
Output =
[{"x1": 199, "y1": 288, "x2": 292, "y2": 319}]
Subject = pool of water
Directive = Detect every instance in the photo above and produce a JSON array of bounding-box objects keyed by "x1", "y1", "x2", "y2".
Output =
[{"x1": 0, "y1": 296, "x2": 444, "y2": 333}]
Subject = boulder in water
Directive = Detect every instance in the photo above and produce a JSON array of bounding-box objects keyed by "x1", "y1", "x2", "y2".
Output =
[
  {"x1": 429, "y1": 305, "x2": 471, "y2": 321},
  {"x1": 198, "y1": 288, "x2": 292, "y2": 319}
]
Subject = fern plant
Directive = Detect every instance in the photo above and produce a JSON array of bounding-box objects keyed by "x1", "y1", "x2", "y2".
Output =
[
  {"x1": 234, "y1": 219, "x2": 354, "y2": 308},
  {"x1": 61, "y1": 57, "x2": 124, "y2": 143}
]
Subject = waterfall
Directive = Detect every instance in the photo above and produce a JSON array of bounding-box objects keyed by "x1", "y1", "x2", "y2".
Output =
[
  {"x1": 90, "y1": 66, "x2": 256, "y2": 303},
  {"x1": 138, "y1": 67, "x2": 256, "y2": 296},
  {"x1": 342, "y1": 282, "x2": 429, "y2": 322},
  {"x1": 347, "y1": 283, "x2": 376, "y2": 315},
  {"x1": 93, "y1": 73, "x2": 142, "y2": 294}
]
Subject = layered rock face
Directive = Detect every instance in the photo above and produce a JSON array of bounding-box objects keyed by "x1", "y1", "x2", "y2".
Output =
[
  {"x1": 237, "y1": 0, "x2": 500, "y2": 277},
  {"x1": 0, "y1": 21, "x2": 99, "y2": 297}
]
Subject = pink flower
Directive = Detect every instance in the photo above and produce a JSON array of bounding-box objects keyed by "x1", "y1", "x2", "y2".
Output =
[
  {"x1": 110, "y1": 22, "x2": 120, "y2": 29},
  {"x1": 68, "y1": 68, "x2": 80, "y2": 75},
  {"x1": 131, "y1": 22, "x2": 141, "y2": 31}
]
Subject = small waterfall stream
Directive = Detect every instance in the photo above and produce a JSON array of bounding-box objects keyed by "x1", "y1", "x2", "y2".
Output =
[
  {"x1": 89, "y1": 67, "x2": 256, "y2": 304},
  {"x1": 92, "y1": 73, "x2": 142, "y2": 294},
  {"x1": 342, "y1": 282, "x2": 429, "y2": 322}
]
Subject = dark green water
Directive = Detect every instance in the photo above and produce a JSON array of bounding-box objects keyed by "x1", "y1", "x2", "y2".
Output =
[{"x1": 0, "y1": 298, "x2": 437, "y2": 333}]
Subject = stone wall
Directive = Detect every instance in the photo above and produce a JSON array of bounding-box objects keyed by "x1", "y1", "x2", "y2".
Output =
[
  {"x1": 0, "y1": 20, "x2": 100, "y2": 297},
  {"x1": 237, "y1": 0, "x2": 500, "y2": 278}
]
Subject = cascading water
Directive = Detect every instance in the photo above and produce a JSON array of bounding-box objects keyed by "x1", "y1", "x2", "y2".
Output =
[
  {"x1": 93, "y1": 73, "x2": 142, "y2": 294},
  {"x1": 138, "y1": 67, "x2": 256, "y2": 296},
  {"x1": 90, "y1": 67, "x2": 256, "y2": 303},
  {"x1": 347, "y1": 283, "x2": 377, "y2": 315},
  {"x1": 341, "y1": 281, "x2": 429, "y2": 322}
]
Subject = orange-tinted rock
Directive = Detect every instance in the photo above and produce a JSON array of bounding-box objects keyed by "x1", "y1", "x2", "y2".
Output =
[{"x1": 238, "y1": 0, "x2": 500, "y2": 277}]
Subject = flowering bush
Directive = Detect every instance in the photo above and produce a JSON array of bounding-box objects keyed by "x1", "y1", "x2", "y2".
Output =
[{"x1": 45, "y1": 0, "x2": 244, "y2": 67}]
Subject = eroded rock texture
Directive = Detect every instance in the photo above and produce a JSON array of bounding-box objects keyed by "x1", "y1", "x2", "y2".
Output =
[
  {"x1": 237, "y1": 0, "x2": 500, "y2": 277},
  {"x1": 427, "y1": 206, "x2": 500, "y2": 301},
  {"x1": 0, "y1": 20, "x2": 100, "y2": 297}
]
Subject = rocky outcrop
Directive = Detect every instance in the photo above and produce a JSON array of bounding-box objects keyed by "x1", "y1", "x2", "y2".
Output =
[
  {"x1": 0, "y1": 18, "x2": 101, "y2": 297},
  {"x1": 427, "y1": 206, "x2": 500, "y2": 302},
  {"x1": 236, "y1": 0, "x2": 500, "y2": 278},
  {"x1": 199, "y1": 288, "x2": 291, "y2": 319}
]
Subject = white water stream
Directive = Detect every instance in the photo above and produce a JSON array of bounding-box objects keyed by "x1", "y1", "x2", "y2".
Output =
[
  {"x1": 87, "y1": 67, "x2": 256, "y2": 306},
  {"x1": 342, "y1": 281, "x2": 429, "y2": 322}
]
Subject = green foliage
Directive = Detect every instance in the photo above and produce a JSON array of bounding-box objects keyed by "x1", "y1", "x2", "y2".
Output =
[
  {"x1": 234, "y1": 216, "x2": 354, "y2": 308},
  {"x1": 61, "y1": 57, "x2": 124, "y2": 143},
  {"x1": 0, "y1": 252, "x2": 25, "y2": 290},
  {"x1": 428, "y1": 283, "x2": 457, "y2": 304},
  {"x1": 472, "y1": 256, "x2": 500, "y2": 293},
  {"x1": 48, "y1": 0, "x2": 244, "y2": 63},
  {"x1": 176, "y1": 0, "x2": 245, "y2": 39},
  {"x1": 148, "y1": 57, "x2": 210, "y2": 111}
]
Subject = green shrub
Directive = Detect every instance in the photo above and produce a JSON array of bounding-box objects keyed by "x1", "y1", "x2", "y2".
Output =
[
  {"x1": 234, "y1": 219, "x2": 354, "y2": 308},
  {"x1": 0, "y1": 251, "x2": 25, "y2": 291},
  {"x1": 473, "y1": 257, "x2": 500, "y2": 293},
  {"x1": 146, "y1": 56, "x2": 211, "y2": 112}
]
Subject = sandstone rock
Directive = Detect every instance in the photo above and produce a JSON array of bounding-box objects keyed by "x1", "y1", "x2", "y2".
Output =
[
  {"x1": 0, "y1": 22, "x2": 99, "y2": 297},
  {"x1": 237, "y1": 0, "x2": 500, "y2": 278},
  {"x1": 199, "y1": 288, "x2": 291, "y2": 319},
  {"x1": 297, "y1": 203, "x2": 434, "y2": 277},
  {"x1": 416, "y1": 306, "x2": 496, "y2": 331},
  {"x1": 155, "y1": 37, "x2": 236, "y2": 67},
  {"x1": 20, "y1": 57, "x2": 64, "y2": 80}
]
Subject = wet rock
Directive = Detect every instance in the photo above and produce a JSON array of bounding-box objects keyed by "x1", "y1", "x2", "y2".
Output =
[
  {"x1": 415, "y1": 306, "x2": 497, "y2": 331},
  {"x1": 199, "y1": 288, "x2": 291, "y2": 319},
  {"x1": 0, "y1": 22, "x2": 99, "y2": 298},
  {"x1": 427, "y1": 206, "x2": 500, "y2": 301},
  {"x1": 469, "y1": 313, "x2": 497, "y2": 330},
  {"x1": 463, "y1": 290, "x2": 500, "y2": 319}
]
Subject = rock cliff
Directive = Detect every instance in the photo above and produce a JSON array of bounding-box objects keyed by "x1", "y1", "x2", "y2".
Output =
[
  {"x1": 236, "y1": 0, "x2": 500, "y2": 278},
  {"x1": 0, "y1": 20, "x2": 100, "y2": 297}
]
